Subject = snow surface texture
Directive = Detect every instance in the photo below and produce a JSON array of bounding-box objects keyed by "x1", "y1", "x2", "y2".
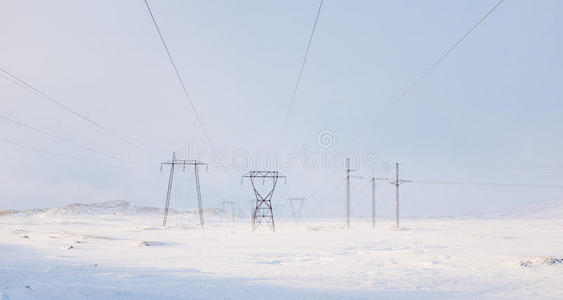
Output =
[{"x1": 1, "y1": 201, "x2": 562, "y2": 299}]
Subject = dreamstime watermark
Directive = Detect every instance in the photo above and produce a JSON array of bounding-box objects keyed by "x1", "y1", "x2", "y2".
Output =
[
  {"x1": 177, "y1": 130, "x2": 392, "y2": 173},
  {"x1": 316, "y1": 129, "x2": 336, "y2": 148}
]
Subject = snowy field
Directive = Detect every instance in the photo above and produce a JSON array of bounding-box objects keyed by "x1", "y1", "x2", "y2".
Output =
[{"x1": 1, "y1": 202, "x2": 562, "y2": 299}]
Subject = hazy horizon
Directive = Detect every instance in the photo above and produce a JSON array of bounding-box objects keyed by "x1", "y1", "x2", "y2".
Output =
[{"x1": 1, "y1": 0, "x2": 562, "y2": 219}]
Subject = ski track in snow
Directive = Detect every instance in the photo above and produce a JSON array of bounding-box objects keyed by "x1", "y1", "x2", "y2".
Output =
[{"x1": 1, "y1": 206, "x2": 562, "y2": 299}]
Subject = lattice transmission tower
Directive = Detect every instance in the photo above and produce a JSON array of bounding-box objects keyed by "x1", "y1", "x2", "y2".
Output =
[{"x1": 241, "y1": 171, "x2": 286, "y2": 232}]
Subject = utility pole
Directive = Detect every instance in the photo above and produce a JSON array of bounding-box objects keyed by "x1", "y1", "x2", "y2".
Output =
[
  {"x1": 346, "y1": 159, "x2": 351, "y2": 230},
  {"x1": 345, "y1": 158, "x2": 362, "y2": 230},
  {"x1": 161, "y1": 152, "x2": 208, "y2": 228},
  {"x1": 374, "y1": 162, "x2": 410, "y2": 228},
  {"x1": 163, "y1": 152, "x2": 176, "y2": 227},
  {"x1": 394, "y1": 163, "x2": 400, "y2": 228},
  {"x1": 370, "y1": 177, "x2": 376, "y2": 228},
  {"x1": 288, "y1": 197, "x2": 307, "y2": 222},
  {"x1": 194, "y1": 161, "x2": 204, "y2": 227}
]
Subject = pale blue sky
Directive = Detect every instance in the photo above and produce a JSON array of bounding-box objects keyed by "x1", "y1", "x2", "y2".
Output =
[{"x1": 1, "y1": 0, "x2": 562, "y2": 218}]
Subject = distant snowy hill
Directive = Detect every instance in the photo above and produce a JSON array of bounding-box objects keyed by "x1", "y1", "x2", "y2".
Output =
[
  {"x1": 41, "y1": 200, "x2": 160, "y2": 217},
  {"x1": 0, "y1": 200, "x2": 225, "y2": 218},
  {"x1": 503, "y1": 199, "x2": 563, "y2": 218}
]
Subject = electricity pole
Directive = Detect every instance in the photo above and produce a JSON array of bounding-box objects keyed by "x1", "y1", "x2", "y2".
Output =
[
  {"x1": 163, "y1": 152, "x2": 176, "y2": 227},
  {"x1": 370, "y1": 177, "x2": 376, "y2": 228},
  {"x1": 194, "y1": 161, "x2": 204, "y2": 228},
  {"x1": 394, "y1": 163, "x2": 399, "y2": 227},
  {"x1": 375, "y1": 162, "x2": 410, "y2": 228},
  {"x1": 345, "y1": 158, "x2": 362, "y2": 230}
]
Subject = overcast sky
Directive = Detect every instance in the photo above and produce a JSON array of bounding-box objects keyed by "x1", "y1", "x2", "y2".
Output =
[{"x1": 1, "y1": 0, "x2": 562, "y2": 219}]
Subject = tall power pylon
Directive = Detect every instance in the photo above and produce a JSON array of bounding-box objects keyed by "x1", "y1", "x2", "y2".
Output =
[
  {"x1": 242, "y1": 171, "x2": 286, "y2": 232},
  {"x1": 345, "y1": 158, "x2": 362, "y2": 230},
  {"x1": 288, "y1": 197, "x2": 307, "y2": 222},
  {"x1": 221, "y1": 200, "x2": 236, "y2": 223},
  {"x1": 161, "y1": 152, "x2": 207, "y2": 228},
  {"x1": 375, "y1": 163, "x2": 410, "y2": 228}
]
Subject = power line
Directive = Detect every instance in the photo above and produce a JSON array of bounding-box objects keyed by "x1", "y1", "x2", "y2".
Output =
[
  {"x1": 409, "y1": 179, "x2": 563, "y2": 189},
  {"x1": 0, "y1": 113, "x2": 146, "y2": 168},
  {"x1": 278, "y1": 0, "x2": 324, "y2": 148},
  {"x1": 0, "y1": 71, "x2": 28, "y2": 90},
  {"x1": 350, "y1": 0, "x2": 504, "y2": 146},
  {"x1": 303, "y1": 171, "x2": 342, "y2": 218},
  {"x1": 0, "y1": 67, "x2": 161, "y2": 159},
  {"x1": 0, "y1": 138, "x2": 102, "y2": 166},
  {"x1": 0, "y1": 138, "x2": 157, "y2": 174},
  {"x1": 303, "y1": 1, "x2": 504, "y2": 218},
  {"x1": 348, "y1": 180, "x2": 371, "y2": 217},
  {"x1": 143, "y1": 0, "x2": 214, "y2": 148}
]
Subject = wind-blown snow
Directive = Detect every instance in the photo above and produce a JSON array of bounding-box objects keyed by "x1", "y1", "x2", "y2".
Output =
[{"x1": 1, "y1": 200, "x2": 562, "y2": 299}]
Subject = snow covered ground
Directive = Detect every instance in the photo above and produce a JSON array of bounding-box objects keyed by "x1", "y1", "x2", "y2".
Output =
[{"x1": 1, "y1": 201, "x2": 562, "y2": 299}]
